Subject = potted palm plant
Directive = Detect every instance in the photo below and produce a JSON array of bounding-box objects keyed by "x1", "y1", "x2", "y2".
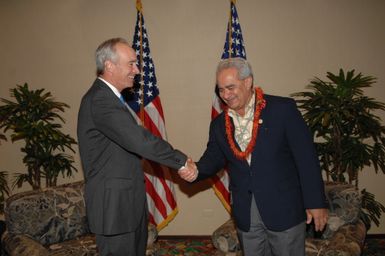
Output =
[
  {"x1": 0, "y1": 170, "x2": 10, "y2": 213},
  {"x1": 0, "y1": 134, "x2": 6, "y2": 143},
  {"x1": 292, "y1": 69, "x2": 385, "y2": 230},
  {"x1": 0, "y1": 83, "x2": 77, "y2": 190},
  {"x1": 0, "y1": 133, "x2": 10, "y2": 213}
]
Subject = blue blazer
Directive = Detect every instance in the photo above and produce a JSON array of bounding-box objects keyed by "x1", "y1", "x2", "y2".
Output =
[{"x1": 196, "y1": 94, "x2": 326, "y2": 232}]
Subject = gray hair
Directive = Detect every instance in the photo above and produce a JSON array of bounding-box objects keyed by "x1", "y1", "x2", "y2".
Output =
[
  {"x1": 216, "y1": 57, "x2": 254, "y2": 82},
  {"x1": 95, "y1": 37, "x2": 129, "y2": 76}
]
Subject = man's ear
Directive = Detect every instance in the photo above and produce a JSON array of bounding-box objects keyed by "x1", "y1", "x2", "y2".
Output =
[
  {"x1": 105, "y1": 60, "x2": 113, "y2": 73},
  {"x1": 245, "y1": 76, "x2": 253, "y2": 89}
]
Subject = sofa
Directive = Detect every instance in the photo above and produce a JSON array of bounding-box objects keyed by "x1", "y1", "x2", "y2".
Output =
[
  {"x1": 1, "y1": 181, "x2": 158, "y2": 256},
  {"x1": 212, "y1": 182, "x2": 366, "y2": 256}
]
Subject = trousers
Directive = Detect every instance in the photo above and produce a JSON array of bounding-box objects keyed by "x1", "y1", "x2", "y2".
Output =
[
  {"x1": 237, "y1": 196, "x2": 306, "y2": 256},
  {"x1": 95, "y1": 212, "x2": 148, "y2": 256}
]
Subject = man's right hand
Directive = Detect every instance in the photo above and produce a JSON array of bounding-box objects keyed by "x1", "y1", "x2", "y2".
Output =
[{"x1": 178, "y1": 158, "x2": 198, "y2": 182}]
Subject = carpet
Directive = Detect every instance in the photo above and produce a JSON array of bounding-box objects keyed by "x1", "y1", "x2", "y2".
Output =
[
  {"x1": 157, "y1": 238, "x2": 385, "y2": 256},
  {"x1": 364, "y1": 239, "x2": 385, "y2": 256},
  {"x1": 157, "y1": 239, "x2": 215, "y2": 256}
]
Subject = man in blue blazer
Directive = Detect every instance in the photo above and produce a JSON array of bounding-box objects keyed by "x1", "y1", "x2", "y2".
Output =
[
  {"x1": 180, "y1": 58, "x2": 328, "y2": 256},
  {"x1": 78, "y1": 38, "x2": 193, "y2": 256}
]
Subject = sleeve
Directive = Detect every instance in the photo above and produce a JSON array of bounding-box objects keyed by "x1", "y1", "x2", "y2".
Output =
[
  {"x1": 91, "y1": 91, "x2": 186, "y2": 170},
  {"x1": 285, "y1": 99, "x2": 327, "y2": 209},
  {"x1": 195, "y1": 120, "x2": 227, "y2": 181}
]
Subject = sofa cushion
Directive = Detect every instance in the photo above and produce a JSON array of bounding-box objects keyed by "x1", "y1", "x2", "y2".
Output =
[{"x1": 5, "y1": 181, "x2": 89, "y2": 245}]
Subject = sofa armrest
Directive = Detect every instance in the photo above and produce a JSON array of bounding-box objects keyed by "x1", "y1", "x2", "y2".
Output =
[
  {"x1": 2, "y1": 232, "x2": 49, "y2": 256},
  {"x1": 212, "y1": 219, "x2": 241, "y2": 253},
  {"x1": 321, "y1": 220, "x2": 366, "y2": 256}
]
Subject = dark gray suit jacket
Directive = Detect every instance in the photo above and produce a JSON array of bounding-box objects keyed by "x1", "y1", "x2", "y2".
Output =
[{"x1": 77, "y1": 79, "x2": 186, "y2": 235}]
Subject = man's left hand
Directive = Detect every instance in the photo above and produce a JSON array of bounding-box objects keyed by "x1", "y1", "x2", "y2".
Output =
[{"x1": 306, "y1": 208, "x2": 328, "y2": 232}]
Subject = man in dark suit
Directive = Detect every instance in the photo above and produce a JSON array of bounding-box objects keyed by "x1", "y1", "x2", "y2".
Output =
[
  {"x1": 180, "y1": 58, "x2": 328, "y2": 256},
  {"x1": 77, "y1": 38, "x2": 192, "y2": 256}
]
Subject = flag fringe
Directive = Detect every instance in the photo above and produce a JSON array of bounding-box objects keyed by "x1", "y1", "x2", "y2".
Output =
[
  {"x1": 211, "y1": 182, "x2": 231, "y2": 213},
  {"x1": 156, "y1": 207, "x2": 179, "y2": 231}
]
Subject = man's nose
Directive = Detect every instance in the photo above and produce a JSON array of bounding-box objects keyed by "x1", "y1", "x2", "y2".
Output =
[
  {"x1": 133, "y1": 64, "x2": 140, "y2": 74},
  {"x1": 221, "y1": 90, "x2": 230, "y2": 99}
]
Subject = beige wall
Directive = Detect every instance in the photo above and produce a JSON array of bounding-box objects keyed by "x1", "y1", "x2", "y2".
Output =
[{"x1": 1, "y1": 0, "x2": 384, "y2": 235}]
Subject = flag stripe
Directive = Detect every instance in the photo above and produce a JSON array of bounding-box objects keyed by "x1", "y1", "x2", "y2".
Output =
[
  {"x1": 151, "y1": 96, "x2": 166, "y2": 122},
  {"x1": 149, "y1": 161, "x2": 177, "y2": 209},
  {"x1": 145, "y1": 174, "x2": 168, "y2": 218},
  {"x1": 142, "y1": 108, "x2": 162, "y2": 138},
  {"x1": 211, "y1": 174, "x2": 231, "y2": 212}
]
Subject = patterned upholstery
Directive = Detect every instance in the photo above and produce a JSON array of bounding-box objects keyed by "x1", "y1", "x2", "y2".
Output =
[
  {"x1": 1, "y1": 181, "x2": 158, "y2": 256},
  {"x1": 212, "y1": 182, "x2": 366, "y2": 256}
]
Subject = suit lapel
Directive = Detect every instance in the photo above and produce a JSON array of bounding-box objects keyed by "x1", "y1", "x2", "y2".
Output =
[
  {"x1": 95, "y1": 79, "x2": 140, "y2": 125},
  {"x1": 250, "y1": 97, "x2": 270, "y2": 168}
]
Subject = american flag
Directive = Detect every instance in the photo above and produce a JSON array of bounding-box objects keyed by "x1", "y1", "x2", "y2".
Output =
[
  {"x1": 211, "y1": 0, "x2": 247, "y2": 212},
  {"x1": 126, "y1": 0, "x2": 178, "y2": 230}
]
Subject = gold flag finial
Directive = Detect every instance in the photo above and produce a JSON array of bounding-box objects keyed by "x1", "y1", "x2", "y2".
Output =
[
  {"x1": 136, "y1": 0, "x2": 143, "y2": 12},
  {"x1": 231, "y1": 0, "x2": 237, "y2": 4}
]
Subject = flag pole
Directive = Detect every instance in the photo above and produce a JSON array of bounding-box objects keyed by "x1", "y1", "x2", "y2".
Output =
[
  {"x1": 136, "y1": 0, "x2": 145, "y2": 123},
  {"x1": 228, "y1": 0, "x2": 236, "y2": 58}
]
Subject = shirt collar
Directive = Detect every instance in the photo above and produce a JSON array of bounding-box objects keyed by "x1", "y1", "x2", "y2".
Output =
[{"x1": 98, "y1": 77, "x2": 122, "y2": 99}]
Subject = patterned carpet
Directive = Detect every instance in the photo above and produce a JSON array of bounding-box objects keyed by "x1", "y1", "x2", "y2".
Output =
[
  {"x1": 157, "y1": 238, "x2": 385, "y2": 256},
  {"x1": 157, "y1": 239, "x2": 216, "y2": 256},
  {"x1": 364, "y1": 239, "x2": 385, "y2": 256}
]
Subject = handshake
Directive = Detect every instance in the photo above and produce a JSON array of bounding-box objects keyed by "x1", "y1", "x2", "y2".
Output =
[{"x1": 178, "y1": 158, "x2": 198, "y2": 182}]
